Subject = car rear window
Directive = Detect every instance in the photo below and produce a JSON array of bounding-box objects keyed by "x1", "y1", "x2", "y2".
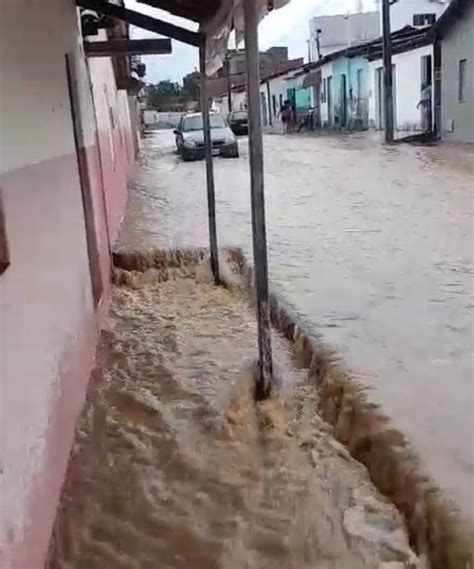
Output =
[
  {"x1": 183, "y1": 114, "x2": 226, "y2": 131},
  {"x1": 232, "y1": 111, "x2": 247, "y2": 120}
]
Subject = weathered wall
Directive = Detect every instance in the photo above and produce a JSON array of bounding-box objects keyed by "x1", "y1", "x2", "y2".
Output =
[
  {"x1": 440, "y1": 1, "x2": 474, "y2": 143},
  {"x1": 384, "y1": 0, "x2": 448, "y2": 32},
  {"x1": 332, "y1": 56, "x2": 369, "y2": 129},
  {"x1": 319, "y1": 61, "x2": 334, "y2": 126},
  {"x1": 260, "y1": 70, "x2": 297, "y2": 130},
  {"x1": 88, "y1": 40, "x2": 135, "y2": 243},
  {"x1": 369, "y1": 44, "x2": 433, "y2": 131},
  {"x1": 0, "y1": 2, "x2": 134, "y2": 568}
]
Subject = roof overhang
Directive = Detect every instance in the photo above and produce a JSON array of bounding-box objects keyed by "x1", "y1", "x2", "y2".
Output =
[{"x1": 76, "y1": 0, "x2": 290, "y2": 73}]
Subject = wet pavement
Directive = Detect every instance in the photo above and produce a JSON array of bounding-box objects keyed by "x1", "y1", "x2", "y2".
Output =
[
  {"x1": 118, "y1": 130, "x2": 474, "y2": 523},
  {"x1": 52, "y1": 266, "x2": 420, "y2": 569}
]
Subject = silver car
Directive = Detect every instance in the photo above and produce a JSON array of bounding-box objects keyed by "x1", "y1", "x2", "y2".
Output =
[{"x1": 174, "y1": 112, "x2": 239, "y2": 161}]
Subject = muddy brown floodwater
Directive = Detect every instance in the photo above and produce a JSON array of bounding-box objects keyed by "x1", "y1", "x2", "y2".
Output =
[
  {"x1": 51, "y1": 264, "x2": 421, "y2": 569},
  {"x1": 118, "y1": 130, "x2": 474, "y2": 525}
]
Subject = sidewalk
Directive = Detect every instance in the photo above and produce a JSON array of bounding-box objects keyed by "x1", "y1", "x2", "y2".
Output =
[{"x1": 50, "y1": 253, "x2": 420, "y2": 569}]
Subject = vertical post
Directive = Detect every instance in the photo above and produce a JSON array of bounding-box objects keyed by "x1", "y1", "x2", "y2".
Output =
[
  {"x1": 244, "y1": 0, "x2": 273, "y2": 399},
  {"x1": 382, "y1": 0, "x2": 394, "y2": 143},
  {"x1": 225, "y1": 53, "x2": 232, "y2": 113},
  {"x1": 199, "y1": 41, "x2": 220, "y2": 284},
  {"x1": 316, "y1": 29, "x2": 322, "y2": 61},
  {"x1": 433, "y1": 39, "x2": 442, "y2": 138}
]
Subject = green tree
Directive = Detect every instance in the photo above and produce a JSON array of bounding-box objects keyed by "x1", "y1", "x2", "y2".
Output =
[{"x1": 145, "y1": 80, "x2": 183, "y2": 110}]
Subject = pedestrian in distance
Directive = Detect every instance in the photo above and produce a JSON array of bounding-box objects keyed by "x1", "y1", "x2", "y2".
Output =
[
  {"x1": 417, "y1": 81, "x2": 432, "y2": 132},
  {"x1": 279, "y1": 99, "x2": 292, "y2": 134}
]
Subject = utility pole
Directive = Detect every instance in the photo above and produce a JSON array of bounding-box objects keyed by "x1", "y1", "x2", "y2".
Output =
[
  {"x1": 243, "y1": 0, "x2": 273, "y2": 399},
  {"x1": 315, "y1": 28, "x2": 322, "y2": 61},
  {"x1": 306, "y1": 39, "x2": 311, "y2": 64},
  {"x1": 381, "y1": 0, "x2": 394, "y2": 143},
  {"x1": 199, "y1": 41, "x2": 220, "y2": 284},
  {"x1": 225, "y1": 51, "x2": 232, "y2": 113}
]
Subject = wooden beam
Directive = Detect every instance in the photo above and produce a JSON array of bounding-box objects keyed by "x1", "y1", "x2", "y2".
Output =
[
  {"x1": 76, "y1": 0, "x2": 201, "y2": 46},
  {"x1": 85, "y1": 38, "x2": 172, "y2": 57},
  {"x1": 136, "y1": 0, "x2": 201, "y2": 23}
]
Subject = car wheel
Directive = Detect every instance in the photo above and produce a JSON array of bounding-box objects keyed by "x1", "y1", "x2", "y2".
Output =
[{"x1": 182, "y1": 149, "x2": 193, "y2": 162}]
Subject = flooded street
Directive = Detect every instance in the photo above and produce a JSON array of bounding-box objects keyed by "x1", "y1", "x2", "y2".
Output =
[
  {"x1": 118, "y1": 130, "x2": 474, "y2": 523},
  {"x1": 52, "y1": 265, "x2": 420, "y2": 569}
]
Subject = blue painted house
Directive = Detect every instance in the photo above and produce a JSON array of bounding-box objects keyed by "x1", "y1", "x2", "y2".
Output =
[{"x1": 332, "y1": 55, "x2": 369, "y2": 129}]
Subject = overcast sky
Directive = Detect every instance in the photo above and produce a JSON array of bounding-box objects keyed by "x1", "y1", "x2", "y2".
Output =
[{"x1": 127, "y1": 0, "x2": 377, "y2": 84}]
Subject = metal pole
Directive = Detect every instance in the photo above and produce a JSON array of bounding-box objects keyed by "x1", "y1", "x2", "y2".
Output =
[
  {"x1": 243, "y1": 0, "x2": 273, "y2": 399},
  {"x1": 225, "y1": 53, "x2": 232, "y2": 113},
  {"x1": 316, "y1": 29, "x2": 322, "y2": 61},
  {"x1": 382, "y1": 0, "x2": 394, "y2": 143},
  {"x1": 199, "y1": 41, "x2": 220, "y2": 284}
]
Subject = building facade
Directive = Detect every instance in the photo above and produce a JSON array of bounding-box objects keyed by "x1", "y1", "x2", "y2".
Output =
[
  {"x1": 0, "y1": 3, "x2": 138, "y2": 568},
  {"x1": 380, "y1": 0, "x2": 449, "y2": 32},
  {"x1": 434, "y1": 0, "x2": 474, "y2": 142},
  {"x1": 309, "y1": 11, "x2": 380, "y2": 60},
  {"x1": 368, "y1": 43, "x2": 434, "y2": 131}
]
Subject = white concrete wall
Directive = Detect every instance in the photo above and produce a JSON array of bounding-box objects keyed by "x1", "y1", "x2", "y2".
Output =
[
  {"x1": 310, "y1": 12, "x2": 380, "y2": 59},
  {"x1": 260, "y1": 70, "x2": 295, "y2": 129},
  {"x1": 143, "y1": 109, "x2": 160, "y2": 124},
  {"x1": 213, "y1": 91, "x2": 246, "y2": 115},
  {"x1": 440, "y1": 1, "x2": 474, "y2": 142},
  {"x1": 368, "y1": 59, "x2": 379, "y2": 128},
  {"x1": 369, "y1": 44, "x2": 434, "y2": 131},
  {"x1": 320, "y1": 61, "x2": 334, "y2": 126},
  {"x1": 377, "y1": 0, "x2": 448, "y2": 32}
]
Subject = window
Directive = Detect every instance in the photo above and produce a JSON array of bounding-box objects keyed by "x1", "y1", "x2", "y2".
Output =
[
  {"x1": 458, "y1": 59, "x2": 467, "y2": 102},
  {"x1": 279, "y1": 93, "x2": 283, "y2": 110},
  {"x1": 272, "y1": 94, "x2": 277, "y2": 116},
  {"x1": 413, "y1": 13, "x2": 436, "y2": 26},
  {"x1": 0, "y1": 189, "x2": 10, "y2": 275}
]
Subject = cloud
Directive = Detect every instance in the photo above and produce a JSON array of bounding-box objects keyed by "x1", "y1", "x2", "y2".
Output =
[{"x1": 126, "y1": 0, "x2": 375, "y2": 83}]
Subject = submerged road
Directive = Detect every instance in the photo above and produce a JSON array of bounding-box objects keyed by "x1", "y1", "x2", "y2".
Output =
[{"x1": 119, "y1": 129, "x2": 474, "y2": 521}]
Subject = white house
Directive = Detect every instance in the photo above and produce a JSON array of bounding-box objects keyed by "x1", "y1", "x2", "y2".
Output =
[
  {"x1": 433, "y1": 0, "x2": 474, "y2": 142},
  {"x1": 377, "y1": 0, "x2": 450, "y2": 32},
  {"x1": 368, "y1": 43, "x2": 434, "y2": 131},
  {"x1": 259, "y1": 68, "x2": 302, "y2": 128},
  {"x1": 309, "y1": 12, "x2": 380, "y2": 60}
]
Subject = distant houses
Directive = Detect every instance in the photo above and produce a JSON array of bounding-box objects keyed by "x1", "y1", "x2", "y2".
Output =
[
  {"x1": 431, "y1": 0, "x2": 474, "y2": 142},
  {"x1": 215, "y1": 0, "x2": 472, "y2": 144}
]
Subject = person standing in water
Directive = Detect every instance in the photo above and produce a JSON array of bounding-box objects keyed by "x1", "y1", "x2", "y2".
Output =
[
  {"x1": 417, "y1": 82, "x2": 432, "y2": 132},
  {"x1": 279, "y1": 99, "x2": 292, "y2": 134}
]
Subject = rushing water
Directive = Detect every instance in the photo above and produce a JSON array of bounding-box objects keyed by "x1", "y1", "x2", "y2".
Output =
[
  {"x1": 118, "y1": 130, "x2": 474, "y2": 523},
  {"x1": 51, "y1": 270, "x2": 419, "y2": 568}
]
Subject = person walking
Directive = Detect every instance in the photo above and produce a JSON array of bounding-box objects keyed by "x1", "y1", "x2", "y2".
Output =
[
  {"x1": 417, "y1": 82, "x2": 432, "y2": 132},
  {"x1": 279, "y1": 99, "x2": 292, "y2": 134}
]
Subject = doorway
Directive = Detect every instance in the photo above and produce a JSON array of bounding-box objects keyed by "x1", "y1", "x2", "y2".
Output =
[
  {"x1": 375, "y1": 65, "x2": 397, "y2": 130},
  {"x1": 260, "y1": 92, "x2": 268, "y2": 126},
  {"x1": 327, "y1": 76, "x2": 333, "y2": 127},
  {"x1": 340, "y1": 74, "x2": 348, "y2": 127},
  {"x1": 421, "y1": 54, "x2": 433, "y2": 130}
]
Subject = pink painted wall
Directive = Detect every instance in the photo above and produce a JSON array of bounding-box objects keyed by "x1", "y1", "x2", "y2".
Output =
[{"x1": 0, "y1": 2, "x2": 136, "y2": 567}]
